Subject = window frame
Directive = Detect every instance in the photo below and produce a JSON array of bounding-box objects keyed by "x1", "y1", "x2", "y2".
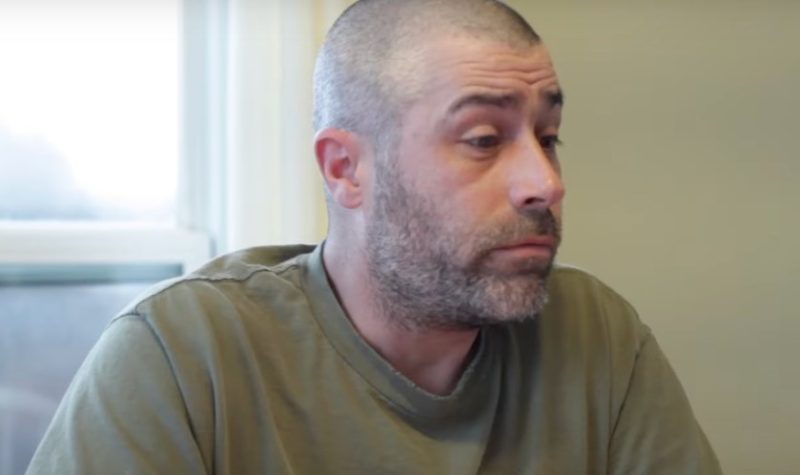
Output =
[
  {"x1": 0, "y1": 0, "x2": 226, "y2": 277},
  {"x1": 0, "y1": 222, "x2": 210, "y2": 276}
]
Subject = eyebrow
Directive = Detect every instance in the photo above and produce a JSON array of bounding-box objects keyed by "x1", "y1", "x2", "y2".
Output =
[
  {"x1": 447, "y1": 92, "x2": 523, "y2": 116},
  {"x1": 545, "y1": 89, "x2": 564, "y2": 108},
  {"x1": 447, "y1": 88, "x2": 565, "y2": 116}
]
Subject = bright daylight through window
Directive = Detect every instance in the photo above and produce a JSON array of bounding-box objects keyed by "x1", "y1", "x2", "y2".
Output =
[
  {"x1": 0, "y1": 2, "x2": 186, "y2": 473},
  {"x1": 0, "y1": 2, "x2": 179, "y2": 222}
]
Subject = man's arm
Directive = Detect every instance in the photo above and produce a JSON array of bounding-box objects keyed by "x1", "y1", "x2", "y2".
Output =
[
  {"x1": 26, "y1": 315, "x2": 207, "y2": 474},
  {"x1": 607, "y1": 330, "x2": 723, "y2": 474}
]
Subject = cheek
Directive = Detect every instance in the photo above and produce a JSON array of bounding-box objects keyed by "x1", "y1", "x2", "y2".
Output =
[
  {"x1": 422, "y1": 176, "x2": 510, "y2": 249},
  {"x1": 424, "y1": 147, "x2": 502, "y2": 203},
  {"x1": 402, "y1": 142, "x2": 508, "y2": 235},
  {"x1": 552, "y1": 201, "x2": 563, "y2": 217}
]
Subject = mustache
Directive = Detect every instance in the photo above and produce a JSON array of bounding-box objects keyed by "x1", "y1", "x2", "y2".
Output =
[{"x1": 471, "y1": 209, "x2": 561, "y2": 252}]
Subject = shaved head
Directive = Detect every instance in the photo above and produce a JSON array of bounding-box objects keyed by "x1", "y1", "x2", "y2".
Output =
[{"x1": 313, "y1": 0, "x2": 542, "y2": 152}]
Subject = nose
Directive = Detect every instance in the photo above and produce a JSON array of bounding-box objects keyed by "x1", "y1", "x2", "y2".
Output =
[{"x1": 507, "y1": 136, "x2": 565, "y2": 212}]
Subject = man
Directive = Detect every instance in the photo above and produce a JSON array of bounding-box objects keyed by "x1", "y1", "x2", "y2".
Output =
[{"x1": 28, "y1": 0, "x2": 722, "y2": 473}]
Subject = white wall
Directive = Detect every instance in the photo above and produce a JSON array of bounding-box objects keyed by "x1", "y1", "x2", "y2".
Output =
[
  {"x1": 224, "y1": 0, "x2": 331, "y2": 251},
  {"x1": 506, "y1": 1, "x2": 800, "y2": 473}
]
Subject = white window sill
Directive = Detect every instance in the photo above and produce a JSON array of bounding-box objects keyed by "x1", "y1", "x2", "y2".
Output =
[{"x1": 0, "y1": 222, "x2": 210, "y2": 273}]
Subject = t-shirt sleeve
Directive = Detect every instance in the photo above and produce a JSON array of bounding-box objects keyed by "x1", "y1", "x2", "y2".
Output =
[
  {"x1": 607, "y1": 328, "x2": 723, "y2": 474},
  {"x1": 26, "y1": 315, "x2": 207, "y2": 475}
]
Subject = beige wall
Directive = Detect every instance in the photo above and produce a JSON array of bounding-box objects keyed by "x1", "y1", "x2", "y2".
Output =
[
  {"x1": 308, "y1": 1, "x2": 799, "y2": 472},
  {"x1": 505, "y1": 1, "x2": 800, "y2": 473}
]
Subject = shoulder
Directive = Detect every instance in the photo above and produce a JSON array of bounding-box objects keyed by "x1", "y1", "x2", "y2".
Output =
[
  {"x1": 104, "y1": 245, "x2": 320, "y2": 359},
  {"x1": 518, "y1": 264, "x2": 652, "y2": 386},
  {"x1": 543, "y1": 264, "x2": 649, "y2": 345},
  {"x1": 188, "y1": 244, "x2": 317, "y2": 282},
  {"x1": 115, "y1": 244, "x2": 317, "y2": 320},
  {"x1": 503, "y1": 264, "x2": 655, "y2": 424},
  {"x1": 547, "y1": 264, "x2": 636, "y2": 313}
]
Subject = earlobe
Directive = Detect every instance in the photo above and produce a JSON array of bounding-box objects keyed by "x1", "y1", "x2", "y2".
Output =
[{"x1": 314, "y1": 128, "x2": 365, "y2": 209}]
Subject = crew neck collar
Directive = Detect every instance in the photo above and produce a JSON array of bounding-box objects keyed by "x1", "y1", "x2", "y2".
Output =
[{"x1": 300, "y1": 243, "x2": 499, "y2": 423}]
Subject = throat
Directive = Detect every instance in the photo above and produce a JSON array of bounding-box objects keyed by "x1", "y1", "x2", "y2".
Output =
[
  {"x1": 321, "y1": 239, "x2": 483, "y2": 395},
  {"x1": 366, "y1": 324, "x2": 483, "y2": 396}
]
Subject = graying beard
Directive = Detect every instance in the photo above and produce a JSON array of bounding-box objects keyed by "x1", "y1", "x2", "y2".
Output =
[{"x1": 365, "y1": 158, "x2": 555, "y2": 331}]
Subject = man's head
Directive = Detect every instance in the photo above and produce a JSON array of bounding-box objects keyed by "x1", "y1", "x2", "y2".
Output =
[
  {"x1": 314, "y1": 0, "x2": 565, "y2": 330},
  {"x1": 314, "y1": 0, "x2": 541, "y2": 151}
]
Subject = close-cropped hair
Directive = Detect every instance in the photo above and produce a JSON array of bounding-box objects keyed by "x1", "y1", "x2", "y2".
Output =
[{"x1": 313, "y1": 0, "x2": 542, "y2": 153}]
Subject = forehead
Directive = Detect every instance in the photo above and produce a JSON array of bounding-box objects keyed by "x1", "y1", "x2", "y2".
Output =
[{"x1": 413, "y1": 37, "x2": 560, "y2": 107}]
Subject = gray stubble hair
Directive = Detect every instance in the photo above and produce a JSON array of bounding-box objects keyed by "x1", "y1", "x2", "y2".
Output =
[{"x1": 312, "y1": 0, "x2": 542, "y2": 156}]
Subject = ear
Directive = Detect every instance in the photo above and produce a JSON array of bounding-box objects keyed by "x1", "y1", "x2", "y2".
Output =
[{"x1": 314, "y1": 128, "x2": 367, "y2": 209}]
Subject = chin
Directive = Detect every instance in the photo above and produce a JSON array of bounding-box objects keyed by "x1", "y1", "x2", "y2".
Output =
[{"x1": 453, "y1": 276, "x2": 551, "y2": 327}]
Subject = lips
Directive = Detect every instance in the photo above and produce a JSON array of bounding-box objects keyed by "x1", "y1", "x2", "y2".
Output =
[{"x1": 494, "y1": 235, "x2": 558, "y2": 252}]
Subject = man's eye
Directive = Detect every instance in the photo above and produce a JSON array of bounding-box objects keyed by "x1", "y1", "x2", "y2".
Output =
[
  {"x1": 465, "y1": 135, "x2": 500, "y2": 149},
  {"x1": 540, "y1": 135, "x2": 563, "y2": 151}
]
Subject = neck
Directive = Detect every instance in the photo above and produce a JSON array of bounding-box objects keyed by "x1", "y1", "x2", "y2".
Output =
[{"x1": 323, "y1": 238, "x2": 480, "y2": 395}]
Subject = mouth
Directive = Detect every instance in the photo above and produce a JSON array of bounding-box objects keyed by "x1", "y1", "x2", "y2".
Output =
[
  {"x1": 500, "y1": 235, "x2": 557, "y2": 247},
  {"x1": 482, "y1": 236, "x2": 558, "y2": 268},
  {"x1": 492, "y1": 235, "x2": 558, "y2": 255}
]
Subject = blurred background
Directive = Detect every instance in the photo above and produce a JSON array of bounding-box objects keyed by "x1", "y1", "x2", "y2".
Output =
[{"x1": 0, "y1": 0, "x2": 797, "y2": 473}]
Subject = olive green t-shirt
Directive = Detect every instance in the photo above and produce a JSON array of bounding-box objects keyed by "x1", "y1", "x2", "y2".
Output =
[{"x1": 27, "y1": 244, "x2": 722, "y2": 474}]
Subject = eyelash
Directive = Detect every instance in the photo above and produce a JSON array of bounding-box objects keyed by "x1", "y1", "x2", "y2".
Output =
[
  {"x1": 464, "y1": 134, "x2": 563, "y2": 152},
  {"x1": 466, "y1": 135, "x2": 501, "y2": 149},
  {"x1": 540, "y1": 135, "x2": 563, "y2": 152}
]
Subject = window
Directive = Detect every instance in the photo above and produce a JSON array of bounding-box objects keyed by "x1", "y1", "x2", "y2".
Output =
[
  {"x1": 1, "y1": 0, "x2": 336, "y2": 469},
  {"x1": 0, "y1": 2, "x2": 180, "y2": 222},
  {"x1": 0, "y1": 2, "x2": 212, "y2": 471}
]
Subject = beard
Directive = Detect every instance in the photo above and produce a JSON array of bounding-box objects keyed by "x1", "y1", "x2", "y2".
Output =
[{"x1": 364, "y1": 158, "x2": 561, "y2": 331}]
